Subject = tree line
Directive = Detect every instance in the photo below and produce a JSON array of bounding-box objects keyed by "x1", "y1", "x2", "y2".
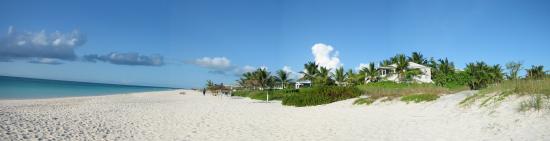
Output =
[{"x1": 207, "y1": 52, "x2": 547, "y2": 91}]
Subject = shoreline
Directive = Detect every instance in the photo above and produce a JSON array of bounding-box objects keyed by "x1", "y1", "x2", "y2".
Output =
[
  {"x1": 0, "y1": 89, "x2": 181, "y2": 101},
  {"x1": 1, "y1": 90, "x2": 549, "y2": 140}
]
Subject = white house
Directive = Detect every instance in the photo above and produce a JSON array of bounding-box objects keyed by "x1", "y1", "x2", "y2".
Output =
[
  {"x1": 370, "y1": 62, "x2": 433, "y2": 83},
  {"x1": 295, "y1": 80, "x2": 311, "y2": 89}
]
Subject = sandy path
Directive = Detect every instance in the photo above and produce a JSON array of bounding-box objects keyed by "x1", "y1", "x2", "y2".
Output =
[{"x1": 1, "y1": 90, "x2": 549, "y2": 141}]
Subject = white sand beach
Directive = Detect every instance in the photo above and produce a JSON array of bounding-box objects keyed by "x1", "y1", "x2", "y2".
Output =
[{"x1": 1, "y1": 90, "x2": 549, "y2": 141}]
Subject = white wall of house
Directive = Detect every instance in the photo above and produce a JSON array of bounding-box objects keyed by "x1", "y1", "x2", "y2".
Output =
[
  {"x1": 295, "y1": 80, "x2": 311, "y2": 89},
  {"x1": 368, "y1": 62, "x2": 433, "y2": 83}
]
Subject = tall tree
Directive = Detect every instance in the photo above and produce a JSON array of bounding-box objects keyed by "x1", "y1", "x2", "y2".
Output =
[
  {"x1": 206, "y1": 80, "x2": 214, "y2": 90},
  {"x1": 489, "y1": 64, "x2": 504, "y2": 84},
  {"x1": 275, "y1": 69, "x2": 293, "y2": 89},
  {"x1": 346, "y1": 69, "x2": 364, "y2": 86},
  {"x1": 526, "y1": 65, "x2": 545, "y2": 80},
  {"x1": 333, "y1": 66, "x2": 347, "y2": 85},
  {"x1": 360, "y1": 62, "x2": 378, "y2": 83},
  {"x1": 255, "y1": 68, "x2": 271, "y2": 90},
  {"x1": 394, "y1": 54, "x2": 409, "y2": 82},
  {"x1": 505, "y1": 61, "x2": 523, "y2": 80},
  {"x1": 316, "y1": 67, "x2": 334, "y2": 85},
  {"x1": 408, "y1": 52, "x2": 428, "y2": 65},
  {"x1": 464, "y1": 61, "x2": 502, "y2": 90},
  {"x1": 437, "y1": 58, "x2": 455, "y2": 75},
  {"x1": 299, "y1": 61, "x2": 319, "y2": 85}
]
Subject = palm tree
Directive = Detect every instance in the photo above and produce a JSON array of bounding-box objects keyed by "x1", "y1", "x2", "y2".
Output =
[
  {"x1": 239, "y1": 72, "x2": 257, "y2": 89},
  {"x1": 427, "y1": 57, "x2": 438, "y2": 69},
  {"x1": 465, "y1": 61, "x2": 494, "y2": 90},
  {"x1": 360, "y1": 62, "x2": 378, "y2": 83},
  {"x1": 275, "y1": 69, "x2": 293, "y2": 89},
  {"x1": 379, "y1": 59, "x2": 392, "y2": 67},
  {"x1": 489, "y1": 64, "x2": 504, "y2": 84},
  {"x1": 252, "y1": 68, "x2": 276, "y2": 102},
  {"x1": 299, "y1": 61, "x2": 319, "y2": 85},
  {"x1": 408, "y1": 52, "x2": 427, "y2": 65},
  {"x1": 236, "y1": 78, "x2": 246, "y2": 88},
  {"x1": 437, "y1": 58, "x2": 455, "y2": 75},
  {"x1": 394, "y1": 54, "x2": 409, "y2": 82},
  {"x1": 333, "y1": 66, "x2": 346, "y2": 86},
  {"x1": 346, "y1": 69, "x2": 364, "y2": 86},
  {"x1": 526, "y1": 65, "x2": 545, "y2": 79},
  {"x1": 505, "y1": 61, "x2": 522, "y2": 80},
  {"x1": 254, "y1": 68, "x2": 271, "y2": 90},
  {"x1": 206, "y1": 80, "x2": 214, "y2": 90},
  {"x1": 316, "y1": 67, "x2": 334, "y2": 85}
]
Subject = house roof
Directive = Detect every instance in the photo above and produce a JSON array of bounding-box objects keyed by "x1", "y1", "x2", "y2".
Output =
[{"x1": 378, "y1": 62, "x2": 430, "y2": 70}]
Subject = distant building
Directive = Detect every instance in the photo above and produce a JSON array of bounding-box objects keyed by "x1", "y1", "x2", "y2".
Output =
[
  {"x1": 295, "y1": 80, "x2": 311, "y2": 89},
  {"x1": 371, "y1": 62, "x2": 433, "y2": 83}
]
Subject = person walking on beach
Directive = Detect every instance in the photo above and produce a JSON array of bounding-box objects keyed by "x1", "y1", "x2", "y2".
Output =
[{"x1": 202, "y1": 88, "x2": 206, "y2": 96}]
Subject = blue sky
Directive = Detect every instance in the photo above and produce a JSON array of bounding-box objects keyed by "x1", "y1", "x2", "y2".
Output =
[{"x1": 1, "y1": 0, "x2": 549, "y2": 88}]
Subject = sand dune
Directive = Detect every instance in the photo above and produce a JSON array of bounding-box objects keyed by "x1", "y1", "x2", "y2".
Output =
[{"x1": 1, "y1": 90, "x2": 549, "y2": 141}]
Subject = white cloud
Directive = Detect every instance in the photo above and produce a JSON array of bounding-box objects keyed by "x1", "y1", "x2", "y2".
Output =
[
  {"x1": 7, "y1": 26, "x2": 14, "y2": 35},
  {"x1": 28, "y1": 58, "x2": 62, "y2": 65},
  {"x1": 189, "y1": 57, "x2": 231, "y2": 70},
  {"x1": 187, "y1": 57, "x2": 249, "y2": 75},
  {"x1": 83, "y1": 52, "x2": 164, "y2": 66},
  {"x1": 311, "y1": 43, "x2": 342, "y2": 70},
  {"x1": 0, "y1": 26, "x2": 87, "y2": 61}
]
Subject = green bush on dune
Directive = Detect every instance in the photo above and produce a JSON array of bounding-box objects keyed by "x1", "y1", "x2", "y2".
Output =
[
  {"x1": 353, "y1": 97, "x2": 376, "y2": 105},
  {"x1": 233, "y1": 89, "x2": 298, "y2": 101},
  {"x1": 282, "y1": 86, "x2": 361, "y2": 107},
  {"x1": 460, "y1": 78, "x2": 550, "y2": 111},
  {"x1": 233, "y1": 86, "x2": 361, "y2": 107},
  {"x1": 400, "y1": 93, "x2": 440, "y2": 103},
  {"x1": 226, "y1": 53, "x2": 548, "y2": 110},
  {"x1": 357, "y1": 81, "x2": 461, "y2": 100}
]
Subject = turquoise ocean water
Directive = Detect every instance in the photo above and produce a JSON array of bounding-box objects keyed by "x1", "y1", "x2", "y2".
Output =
[{"x1": 0, "y1": 76, "x2": 172, "y2": 99}]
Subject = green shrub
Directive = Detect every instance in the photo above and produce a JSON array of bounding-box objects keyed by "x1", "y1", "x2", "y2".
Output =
[
  {"x1": 282, "y1": 86, "x2": 362, "y2": 107},
  {"x1": 353, "y1": 98, "x2": 377, "y2": 105},
  {"x1": 433, "y1": 71, "x2": 470, "y2": 89},
  {"x1": 233, "y1": 86, "x2": 361, "y2": 107},
  {"x1": 400, "y1": 93, "x2": 439, "y2": 103},
  {"x1": 519, "y1": 94, "x2": 548, "y2": 111},
  {"x1": 233, "y1": 89, "x2": 298, "y2": 101},
  {"x1": 464, "y1": 61, "x2": 504, "y2": 90},
  {"x1": 357, "y1": 81, "x2": 459, "y2": 100},
  {"x1": 461, "y1": 78, "x2": 550, "y2": 110}
]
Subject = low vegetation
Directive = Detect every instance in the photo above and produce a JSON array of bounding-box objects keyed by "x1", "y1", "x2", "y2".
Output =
[
  {"x1": 234, "y1": 86, "x2": 361, "y2": 107},
  {"x1": 212, "y1": 52, "x2": 548, "y2": 109},
  {"x1": 357, "y1": 81, "x2": 464, "y2": 100},
  {"x1": 353, "y1": 97, "x2": 376, "y2": 105},
  {"x1": 400, "y1": 93, "x2": 439, "y2": 103},
  {"x1": 460, "y1": 77, "x2": 550, "y2": 111},
  {"x1": 233, "y1": 89, "x2": 297, "y2": 101},
  {"x1": 282, "y1": 86, "x2": 361, "y2": 107},
  {"x1": 519, "y1": 94, "x2": 549, "y2": 111}
]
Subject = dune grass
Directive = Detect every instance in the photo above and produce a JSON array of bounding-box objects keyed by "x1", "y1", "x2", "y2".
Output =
[
  {"x1": 400, "y1": 93, "x2": 440, "y2": 103},
  {"x1": 234, "y1": 86, "x2": 362, "y2": 107},
  {"x1": 235, "y1": 81, "x2": 473, "y2": 107},
  {"x1": 460, "y1": 78, "x2": 550, "y2": 111},
  {"x1": 353, "y1": 97, "x2": 376, "y2": 105},
  {"x1": 233, "y1": 89, "x2": 298, "y2": 101},
  {"x1": 519, "y1": 94, "x2": 549, "y2": 111},
  {"x1": 357, "y1": 81, "x2": 463, "y2": 101},
  {"x1": 282, "y1": 86, "x2": 362, "y2": 107}
]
